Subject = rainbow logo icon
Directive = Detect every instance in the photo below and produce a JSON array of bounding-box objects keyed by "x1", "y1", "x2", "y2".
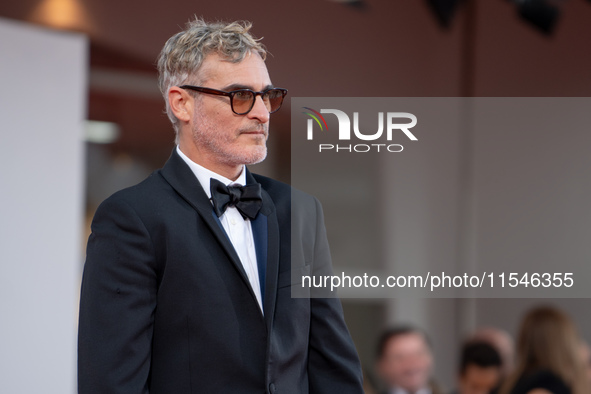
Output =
[{"x1": 302, "y1": 107, "x2": 329, "y2": 132}]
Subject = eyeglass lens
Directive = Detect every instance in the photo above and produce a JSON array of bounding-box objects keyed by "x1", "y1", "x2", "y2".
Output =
[{"x1": 232, "y1": 89, "x2": 285, "y2": 114}]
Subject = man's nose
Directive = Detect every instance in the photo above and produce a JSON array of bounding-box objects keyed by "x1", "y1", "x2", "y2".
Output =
[{"x1": 247, "y1": 95, "x2": 270, "y2": 123}]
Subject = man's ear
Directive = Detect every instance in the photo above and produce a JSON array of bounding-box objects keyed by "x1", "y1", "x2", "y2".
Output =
[{"x1": 168, "y1": 86, "x2": 193, "y2": 123}]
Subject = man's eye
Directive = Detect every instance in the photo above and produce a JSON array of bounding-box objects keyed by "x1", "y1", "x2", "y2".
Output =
[
  {"x1": 266, "y1": 89, "x2": 281, "y2": 99},
  {"x1": 233, "y1": 91, "x2": 252, "y2": 101}
]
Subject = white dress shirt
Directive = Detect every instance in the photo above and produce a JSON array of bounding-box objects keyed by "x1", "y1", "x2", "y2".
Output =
[{"x1": 176, "y1": 146, "x2": 263, "y2": 313}]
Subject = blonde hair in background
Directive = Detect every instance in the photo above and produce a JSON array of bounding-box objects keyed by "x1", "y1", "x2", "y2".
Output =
[
  {"x1": 156, "y1": 17, "x2": 267, "y2": 141},
  {"x1": 499, "y1": 305, "x2": 588, "y2": 394}
]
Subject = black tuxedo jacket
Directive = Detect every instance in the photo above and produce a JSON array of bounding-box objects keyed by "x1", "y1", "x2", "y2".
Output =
[{"x1": 78, "y1": 149, "x2": 363, "y2": 394}]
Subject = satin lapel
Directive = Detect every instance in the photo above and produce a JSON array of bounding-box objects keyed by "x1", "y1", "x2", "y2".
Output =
[
  {"x1": 247, "y1": 170, "x2": 280, "y2": 330},
  {"x1": 263, "y1": 206, "x2": 280, "y2": 331},
  {"x1": 250, "y1": 214, "x2": 267, "y2": 305},
  {"x1": 159, "y1": 150, "x2": 253, "y2": 296}
]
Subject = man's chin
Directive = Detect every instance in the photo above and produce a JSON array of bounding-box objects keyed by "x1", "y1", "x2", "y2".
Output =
[
  {"x1": 227, "y1": 146, "x2": 267, "y2": 166},
  {"x1": 244, "y1": 148, "x2": 267, "y2": 165}
]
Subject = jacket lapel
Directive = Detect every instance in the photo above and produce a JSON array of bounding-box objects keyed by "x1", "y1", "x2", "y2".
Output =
[
  {"x1": 250, "y1": 213, "x2": 267, "y2": 304},
  {"x1": 159, "y1": 150, "x2": 253, "y2": 300},
  {"x1": 248, "y1": 170, "x2": 280, "y2": 330},
  {"x1": 262, "y1": 205, "x2": 280, "y2": 331}
]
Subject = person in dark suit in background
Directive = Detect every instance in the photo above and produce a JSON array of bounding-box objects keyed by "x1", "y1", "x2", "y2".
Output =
[{"x1": 78, "y1": 17, "x2": 363, "y2": 394}]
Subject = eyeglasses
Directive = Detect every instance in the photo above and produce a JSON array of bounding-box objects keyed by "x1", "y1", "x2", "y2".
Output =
[{"x1": 179, "y1": 85, "x2": 288, "y2": 115}]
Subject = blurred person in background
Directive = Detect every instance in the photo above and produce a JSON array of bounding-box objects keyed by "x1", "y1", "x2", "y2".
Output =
[
  {"x1": 470, "y1": 327, "x2": 515, "y2": 379},
  {"x1": 498, "y1": 305, "x2": 589, "y2": 394},
  {"x1": 452, "y1": 341, "x2": 502, "y2": 394},
  {"x1": 376, "y1": 326, "x2": 443, "y2": 394}
]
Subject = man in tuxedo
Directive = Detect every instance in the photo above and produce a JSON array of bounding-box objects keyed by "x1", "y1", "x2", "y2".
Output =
[{"x1": 78, "y1": 18, "x2": 363, "y2": 394}]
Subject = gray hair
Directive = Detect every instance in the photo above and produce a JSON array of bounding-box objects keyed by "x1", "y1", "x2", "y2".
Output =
[{"x1": 156, "y1": 17, "x2": 267, "y2": 140}]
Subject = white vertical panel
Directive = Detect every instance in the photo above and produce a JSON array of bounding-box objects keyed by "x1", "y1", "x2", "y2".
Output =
[{"x1": 0, "y1": 18, "x2": 87, "y2": 394}]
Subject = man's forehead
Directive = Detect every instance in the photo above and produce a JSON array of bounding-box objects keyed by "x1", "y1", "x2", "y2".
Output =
[{"x1": 194, "y1": 52, "x2": 270, "y2": 86}]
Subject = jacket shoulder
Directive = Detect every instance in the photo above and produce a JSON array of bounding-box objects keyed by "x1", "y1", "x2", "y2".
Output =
[{"x1": 94, "y1": 170, "x2": 171, "y2": 215}]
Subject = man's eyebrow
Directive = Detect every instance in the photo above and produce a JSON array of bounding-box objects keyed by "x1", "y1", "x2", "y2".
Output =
[{"x1": 222, "y1": 83, "x2": 275, "y2": 92}]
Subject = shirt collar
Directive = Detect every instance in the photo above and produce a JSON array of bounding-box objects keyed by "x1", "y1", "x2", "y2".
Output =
[{"x1": 176, "y1": 145, "x2": 246, "y2": 199}]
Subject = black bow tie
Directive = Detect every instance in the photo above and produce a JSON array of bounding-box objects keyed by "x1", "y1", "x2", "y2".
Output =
[{"x1": 210, "y1": 178, "x2": 263, "y2": 220}]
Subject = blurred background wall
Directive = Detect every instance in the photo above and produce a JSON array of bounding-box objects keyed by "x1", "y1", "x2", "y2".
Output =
[
  {"x1": 0, "y1": 17, "x2": 86, "y2": 393},
  {"x1": 1, "y1": 0, "x2": 591, "y2": 392}
]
